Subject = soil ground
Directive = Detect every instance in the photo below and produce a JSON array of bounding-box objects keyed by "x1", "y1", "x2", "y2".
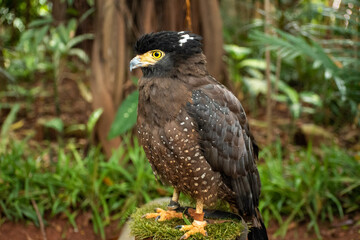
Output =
[{"x1": 0, "y1": 212, "x2": 359, "y2": 240}]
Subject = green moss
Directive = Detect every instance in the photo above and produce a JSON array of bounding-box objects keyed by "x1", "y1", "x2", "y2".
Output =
[{"x1": 130, "y1": 201, "x2": 246, "y2": 240}]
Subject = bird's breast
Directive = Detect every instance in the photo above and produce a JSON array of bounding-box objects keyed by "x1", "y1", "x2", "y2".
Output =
[
  {"x1": 137, "y1": 77, "x2": 192, "y2": 126},
  {"x1": 137, "y1": 114, "x2": 223, "y2": 206}
]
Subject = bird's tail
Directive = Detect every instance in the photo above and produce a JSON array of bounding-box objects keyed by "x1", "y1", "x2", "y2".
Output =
[
  {"x1": 246, "y1": 207, "x2": 268, "y2": 240},
  {"x1": 248, "y1": 216, "x2": 268, "y2": 240}
]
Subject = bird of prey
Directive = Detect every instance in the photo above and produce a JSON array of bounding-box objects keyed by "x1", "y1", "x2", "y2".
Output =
[{"x1": 130, "y1": 31, "x2": 268, "y2": 240}]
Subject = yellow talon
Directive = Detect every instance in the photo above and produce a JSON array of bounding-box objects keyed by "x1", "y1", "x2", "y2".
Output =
[
  {"x1": 143, "y1": 208, "x2": 183, "y2": 221},
  {"x1": 178, "y1": 220, "x2": 207, "y2": 239}
]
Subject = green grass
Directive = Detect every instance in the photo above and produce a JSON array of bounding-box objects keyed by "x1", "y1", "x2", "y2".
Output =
[
  {"x1": 258, "y1": 140, "x2": 360, "y2": 238},
  {"x1": 130, "y1": 201, "x2": 246, "y2": 240},
  {"x1": 1, "y1": 128, "x2": 359, "y2": 240},
  {"x1": 0, "y1": 135, "x2": 170, "y2": 239}
]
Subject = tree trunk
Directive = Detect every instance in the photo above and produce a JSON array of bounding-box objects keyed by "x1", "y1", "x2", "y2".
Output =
[
  {"x1": 264, "y1": 0, "x2": 272, "y2": 144},
  {"x1": 50, "y1": 0, "x2": 67, "y2": 25},
  {"x1": 196, "y1": 0, "x2": 224, "y2": 82},
  {"x1": 91, "y1": 0, "x2": 126, "y2": 157}
]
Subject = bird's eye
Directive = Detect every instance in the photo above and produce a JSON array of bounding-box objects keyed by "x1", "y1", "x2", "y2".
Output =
[{"x1": 152, "y1": 51, "x2": 163, "y2": 59}]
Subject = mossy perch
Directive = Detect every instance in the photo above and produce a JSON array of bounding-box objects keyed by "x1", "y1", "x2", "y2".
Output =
[{"x1": 130, "y1": 200, "x2": 247, "y2": 240}]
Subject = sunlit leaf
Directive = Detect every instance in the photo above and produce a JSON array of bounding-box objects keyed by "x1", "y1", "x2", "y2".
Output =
[
  {"x1": 290, "y1": 103, "x2": 301, "y2": 119},
  {"x1": 65, "y1": 124, "x2": 86, "y2": 134},
  {"x1": 224, "y1": 44, "x2": 251, "y2": 60},
  {"x1": 68, "y1": 48, "x2": 89, "y2": 63},
  {"x1": 87, "y1": 108, "x2": 104, "y2": 135},
  {"x1": 239, "y1": 59, "x2": 266, "y2": 70},
  {"x1": 300, "y1": 92, "x2": 322, "y2": 107},
  {"x1": 1, "y1": 104, "x2": 20, "y2": 139},
  {"x1": 246, "y1": 68, "x2": 264, "y2": 79},
  {"x1": 277, "y1": 81, "x2": 299, "y2": 104},
  {"x1": 243, "y1": 77, "x2": 267, "y2": 95},
  {"x1": 43, "y1": 118, "x2": 64, "y2": 133}
]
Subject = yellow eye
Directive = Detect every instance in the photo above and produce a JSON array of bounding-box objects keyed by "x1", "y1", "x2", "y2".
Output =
[{"x1": 152, "y1": 50, "x2": 163, "y2": 59}]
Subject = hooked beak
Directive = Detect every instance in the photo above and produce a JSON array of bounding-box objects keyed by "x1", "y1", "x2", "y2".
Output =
[
  {"x1": 129, "y1": 56, "x2": 143, "y2": 71},
  {"x1": 130, "y1": 51, "x2": 161, "y2": 72},
  {"x1": 130, "y1": 54, "x2": 156, "y2": 72}
]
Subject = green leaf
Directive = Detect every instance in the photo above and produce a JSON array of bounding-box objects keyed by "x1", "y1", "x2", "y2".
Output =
[
  {"x1": 68, "y1": 48, "x2": 89, "y2": 63},
  {"x1": 243, "y1": 77, "x2": 267, "y2": 95},
  {"x1": 57, "y1": 23, "x2": 69, "y2": 45},
  {"x1": 79, "y1": 7, "x2": 95, "y2": 23},
  {"x1": 108, "y1": 91, "x2": 139, "y2": 139},
  {"x1": 239, "y1": 59, "x2": 266, "y2": 70},
  {"x1": 183, "y1": 213, "x2": 191, "y2": 225},
  {"x1": 28, "y1": 17, "x2": 53, "y2": 28},
  {"x1": 325, "y1": 192, "x2": 344, "y2": 218},
  {"x1": 67, "y1": 18, "x2": 77, "y2": 34},
  {"x1": 43, "y1": 118, "x2": 64, "y2": 133},
  {"x1": 290, "y1": 103, "x2": 301, "y2": 119},
  {"x1": 87, "y1": 0, "x2": 95, "y2": 6},
  {"x1": 300, "y1": 92, "x2": 322, "y2": 107},
  {"x1": 224, "y1": 44, "x2": 251, "y2": 60},
  {"x1": 16, "y1": 29, "x2": 35, "y2": 49},
  {"x1": 87, "y1": 108, "x2": 104, "y2": 135},
  {"x1": 66, "y1": 33, "x2": 94, "y2": 50},
  {"x1": 34, "y1": 25, "x2": 49, "y2": 47},
  {"x1": 277, "y1": 81, "x2": 299, "y2": 104},
  {"x1": 64, "y1": 209, "x2": 78, "y2": 231},
  {"x1": 1, "y1": 104, "x2": 20, "y2": 139}
]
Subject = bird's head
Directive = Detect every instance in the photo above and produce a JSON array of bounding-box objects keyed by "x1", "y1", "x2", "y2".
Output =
[{"x1": 130, "y1": 31, "x2": 202, "y2": 77}]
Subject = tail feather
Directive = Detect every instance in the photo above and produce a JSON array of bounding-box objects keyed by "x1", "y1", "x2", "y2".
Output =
[{"x1": 248, "y1": 216, "x2": 268, "y2": 240}]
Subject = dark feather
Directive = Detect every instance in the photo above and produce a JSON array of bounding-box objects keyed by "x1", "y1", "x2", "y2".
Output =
[
  {"x1": 185, "y1": 81, "x2": 261, "y2": 217},
  {"x1": 135, "y1": 31, "x2": 202, "y2": 57}
]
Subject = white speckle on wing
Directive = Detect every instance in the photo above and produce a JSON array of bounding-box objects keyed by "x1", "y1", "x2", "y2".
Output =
[{"x1": 179, "y1": 34, "x2": 194, "y2": 46}]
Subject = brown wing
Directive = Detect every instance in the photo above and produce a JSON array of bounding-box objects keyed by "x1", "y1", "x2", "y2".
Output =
[{"x1": 185, "y1": 79, "x2": 261, "y2": 217}]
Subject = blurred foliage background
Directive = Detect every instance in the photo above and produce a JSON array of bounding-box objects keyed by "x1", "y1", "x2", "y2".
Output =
[{"x1": 0, "y1": 0, "x2": 359, "y2": 239}]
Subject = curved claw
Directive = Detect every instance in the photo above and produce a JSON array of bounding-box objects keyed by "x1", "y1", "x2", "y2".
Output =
[
  {"x1": 144, "y1": 208, "x2": 183, "y2": 221},
  {"x1": 175, "y1": 220, "x2": 207, "y2": 239}
]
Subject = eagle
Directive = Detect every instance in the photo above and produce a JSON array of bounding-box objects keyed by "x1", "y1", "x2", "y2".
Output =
[{"x1": 130, "y1": 31, "x2": 268, "y2": 240}]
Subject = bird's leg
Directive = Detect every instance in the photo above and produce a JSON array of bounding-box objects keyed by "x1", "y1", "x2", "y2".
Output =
[
  {"x1": 168, "y1": 189, "x2": 180, "y2": 210},
  {"x1": 143, "y1": 189, "x2": 183, "y2": 221},
  {"x1": 176, "y1": 199, "x2": 207, "y2": 239}
]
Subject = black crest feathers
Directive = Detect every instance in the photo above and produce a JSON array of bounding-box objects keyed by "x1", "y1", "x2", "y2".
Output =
[{"x1": 134, "y1": 31, "x2": 202, "y2": 57}]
